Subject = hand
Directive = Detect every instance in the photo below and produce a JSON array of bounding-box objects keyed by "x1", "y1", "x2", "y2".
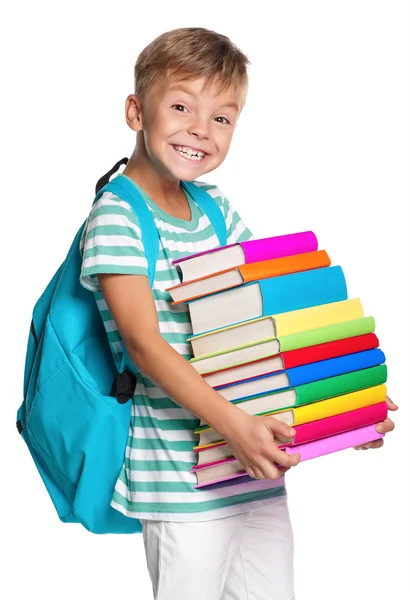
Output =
[
  {"x1": 354, "y1": 396, "x2": 398, "y2": 450},
  {"x1": 223, "y1": 412, "x2": 301, "y2": 480}
]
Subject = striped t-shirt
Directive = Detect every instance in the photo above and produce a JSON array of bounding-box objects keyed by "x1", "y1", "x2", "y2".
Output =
[{"x1": 79, "y1": 174, "x2": 286, "y2": 522}]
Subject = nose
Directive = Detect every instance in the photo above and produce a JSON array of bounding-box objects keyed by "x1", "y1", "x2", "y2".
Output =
[{"x1": 187, "y1": 116, "x2": 209, "y2": 140}]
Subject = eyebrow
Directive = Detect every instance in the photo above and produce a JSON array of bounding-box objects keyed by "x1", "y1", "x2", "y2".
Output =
[{"x1": 167, "y1": 84, "x2": 239, "y2": 111}]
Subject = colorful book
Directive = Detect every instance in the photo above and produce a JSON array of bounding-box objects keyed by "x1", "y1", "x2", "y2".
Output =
[
  {"x1": 199, "y1": 332, "x2": 379, "y2": 387},
  {"x1": 172, "y1": 231, "x2": 318, "y2": 282},
  {"x1": 195, "y1": 369, "x2": 388, "y2": 445},
  {"x1": 187, "y1": 266, "x2": 348, "y2": 335},
  {"x1": 208, "y1": 348, "x2": 385, "y2": 406},
  {"x1": 168, "y1": 250, "x2": 331, "y2": 304},
  {"x1": 193, "y1": 401, "x2": 388, "y2": 466},
  {"x1": 192, "y1": 424, "x2": 385, "y2": 488},
  {"x1": 188, "y1": 298, "x2": 364, "y2": 358}
]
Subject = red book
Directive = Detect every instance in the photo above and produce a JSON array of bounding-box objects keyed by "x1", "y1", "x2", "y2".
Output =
[{"x1": 204, "y1": 333, "x2": 379, "y2": 389}]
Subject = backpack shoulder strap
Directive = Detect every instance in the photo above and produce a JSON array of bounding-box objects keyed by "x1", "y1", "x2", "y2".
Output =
[
  {"x1": 93, "y1": 174, "x2": 158, "y2": 287},
  {"x1": 181, "y1": 181, "x2": 227, "y2": 247}
]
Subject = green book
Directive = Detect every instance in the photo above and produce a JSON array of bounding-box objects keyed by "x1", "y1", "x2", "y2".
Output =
[
  {"x1": 195, "y1": 364, "x2": 387, "y2": 433},
  {"x1": 190, "y1": 316, "x2": 376, "y2": 376}
]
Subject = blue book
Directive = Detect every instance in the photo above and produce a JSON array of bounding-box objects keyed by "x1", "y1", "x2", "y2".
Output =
[
  {"x1": 187, "y1": 265, "x2": 347, "y2": 336},
  {"x1": 213, "y1": 349, "x2": 385, "y2": 403}
]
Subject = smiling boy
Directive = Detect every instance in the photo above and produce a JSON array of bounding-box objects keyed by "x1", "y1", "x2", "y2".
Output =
[{"x1": 79, "y1": 27, "x2": 396, "y2": 600}]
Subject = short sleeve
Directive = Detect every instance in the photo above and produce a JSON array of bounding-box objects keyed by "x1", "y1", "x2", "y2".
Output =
[
  {"x1": 79, "y1": 192, "x2": 149, "y2": 292},
  {"x1": 194, "y1": 181, "x2": 254, "y2": 244}
]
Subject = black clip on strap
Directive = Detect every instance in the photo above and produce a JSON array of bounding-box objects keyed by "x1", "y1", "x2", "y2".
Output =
[
  {"x1": 110, "y1": 368, "x2": 136, "y2": 404},
  {"x1": 95, "y1": 157, "x2": 129, "y2": 194}
]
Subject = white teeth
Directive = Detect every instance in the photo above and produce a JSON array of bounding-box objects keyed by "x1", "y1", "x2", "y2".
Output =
[{"x1": 173, "y1": 145, "x2": 206, "y2": 161}]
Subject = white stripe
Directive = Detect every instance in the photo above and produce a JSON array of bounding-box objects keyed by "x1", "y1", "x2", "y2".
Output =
[
  {"x1": 96, "y1": 298, "x2": 108, "y2": 310},
  {"x1": 228, "y1": 219, "x2": 247, "y2": 244},
  {"x1": 83, "y1": 254, "x2": 147, "y2": 268},
  {"x1": 156, "y1": 213, "x2": 212, "y2": 235},
  {"x1": 101, "y1": 318, "x2": 192, "y2": 335},
  {"x1": 111, "y1": 341, "x2": 123, "y2": 354},
  {"x1": 125, "y1": 468, "x2": 194, "y2": 482},
  {"x1": 86, "y1": 234, "x2": 144, "y2": 251},
  {"x1": 88, "y1": 213, "x2": 141, "y2": 236},
  {"x1": 131, "y1": 426, "x2": 197, "y2": 442},
  {"x1": 132, "y1": 404, "x2": 196, "y2": 421},
  {"x1": 154, "y1": 299, "x2": 188, "y2": 312},
  {"x1": 103, "y1": 319, "x2": 117, "y2": 333},
  {"x1": 126, "y1": 447, "x2": 195, "y2": 462},
  {"x1": 111, "y1": 492, "x2": 286, "y2": 520},
  {"x1": 94, "y1": 195, "x2": 135, "y2": 211},
  {"x1": 114, "y1": 475, "x2": 286, "y2": 503},
  {"x1": 159, "y1": 321, "x2": 192, "y2": 334}
]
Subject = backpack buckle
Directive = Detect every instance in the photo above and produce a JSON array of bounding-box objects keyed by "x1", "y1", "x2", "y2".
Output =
[{"x1": 110, "y1": 369, "x2": 136, "y2": 404}]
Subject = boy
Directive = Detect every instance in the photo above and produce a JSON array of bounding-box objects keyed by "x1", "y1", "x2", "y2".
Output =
[{"x1": 79, "y1": 27, "x2": 396, "y2": 600}]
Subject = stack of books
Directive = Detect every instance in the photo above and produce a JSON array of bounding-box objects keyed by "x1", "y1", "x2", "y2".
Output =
[{"x1": 167, "y1": 231, "x2": 387, "y2": 488}]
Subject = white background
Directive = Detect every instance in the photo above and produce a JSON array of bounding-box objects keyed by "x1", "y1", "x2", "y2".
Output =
[{"x1": 1, "y1": 1, "x2": 409, "y2": 599}]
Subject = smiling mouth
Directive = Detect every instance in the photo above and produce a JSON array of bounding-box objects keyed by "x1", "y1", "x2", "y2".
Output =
[{"x1": 171, "y1": 144, "x2": 209, "y2": 162}]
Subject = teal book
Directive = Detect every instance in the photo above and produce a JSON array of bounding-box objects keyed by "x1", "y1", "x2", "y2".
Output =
[{"x1": 187, "y1": 265, "x2": 348, "y2": 336}]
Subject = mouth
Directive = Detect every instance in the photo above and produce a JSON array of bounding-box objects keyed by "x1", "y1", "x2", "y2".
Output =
[{"x1": 171, "y1": 144, "x2": 210, "y2": 163}]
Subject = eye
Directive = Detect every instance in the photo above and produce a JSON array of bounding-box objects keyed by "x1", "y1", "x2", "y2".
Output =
[
  {"x1": 214, "y1": 116, "x2": 231, "y2": 125},
  {"x1": 172, "y1": 104, "x2": 188, "y2": 112}
]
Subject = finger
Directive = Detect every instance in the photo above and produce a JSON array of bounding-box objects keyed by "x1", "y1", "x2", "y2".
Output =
[
  {"x1": 266, "y1": 417, "x2": 296, "y2": 439},
  {"x1": 375, "y1": 417, "x2": 395, "y2": 434},
  {"x1": 386, "y1": 396, "x2": 398, "y2": 411},
  {"x1": 271, "y1": 448, "x2": 300, "y2": 468},
  {"x1": 354, "y1": 439, "x2": 384, "y2": 450}
]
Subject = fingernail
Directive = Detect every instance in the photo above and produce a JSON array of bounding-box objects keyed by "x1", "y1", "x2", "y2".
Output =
[
  {"x1": 287, "y1": 428, "x2": 296, "y2": 436},
  {"x1": 376, "y1": 425, "x2": 383, "y2": 433}
]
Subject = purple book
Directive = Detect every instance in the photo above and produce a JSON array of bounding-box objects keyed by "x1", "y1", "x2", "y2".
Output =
[{"x1": 173, "y1": 231, "x2": 318, "y2": 283}]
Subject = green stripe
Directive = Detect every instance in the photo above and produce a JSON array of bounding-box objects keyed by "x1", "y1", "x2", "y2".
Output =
[
  {"x1": 130, "y1": 416, "x2": 200, "y2": 430},
  {"x1": 84, "y1": 245, "x2": 145, "y2": 259},
  {"x1": 82, "y1": 265, "x2": 148, "y2": 276},
  {"x1": 86, "y1": 224, "x2": 140, "y2": 238},
  {"x1": 126, "y1": 437, "x2": 196, "y2": 452},
  {"x1": 112, "y1": 486, "x2": 286, "y2": 513},
  {"x1": 126, "y1": 459, "x2": 194, "y2": 471}
]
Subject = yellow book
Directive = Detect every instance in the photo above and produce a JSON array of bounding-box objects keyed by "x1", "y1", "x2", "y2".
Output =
[
  {"x1": 272, "y1": 384, "x2": 387, "y2": 425},
  {"x1": 195, "y1": 384, "x2": 387, "y2": 448},
  {"x1": 188, "y1": 298, "x2": 364, "y2": 358}
]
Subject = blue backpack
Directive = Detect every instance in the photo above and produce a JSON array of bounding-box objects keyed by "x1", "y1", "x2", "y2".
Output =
[{"x1": 17, "y1": 158, "x2": 227, "y2": 535}]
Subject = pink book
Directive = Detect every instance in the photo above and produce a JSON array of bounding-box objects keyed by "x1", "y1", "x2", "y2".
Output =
[
  {"x1": 285, "y1": 424, "x2": 384, "y2": 461},
  {"x1": 290, "y1": 401, "x2": 388, "y2": 446},
  {"x1": 172, "y1": 231, "x2": 318, "y2": 282},
  {"x1": 193, "y1": 402, "x2": 387, "y2": 460},
  {"x1": 193, "y1": 424, "x2": 384, "y2": 488}
]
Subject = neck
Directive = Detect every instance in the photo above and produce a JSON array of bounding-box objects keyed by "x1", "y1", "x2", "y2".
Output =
[{"x1": 123, "y1": 134, "x2": 182, "y2": 203}]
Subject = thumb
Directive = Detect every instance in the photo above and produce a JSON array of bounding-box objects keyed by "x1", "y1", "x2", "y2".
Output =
[{"x1": 265, "y1": 416, "x2": 296, "y2": 439}]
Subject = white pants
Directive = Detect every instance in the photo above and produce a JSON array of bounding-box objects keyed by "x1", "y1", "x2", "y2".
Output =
[{"x1": 140, "y1": 494, "x2": 295, "y2": 600}]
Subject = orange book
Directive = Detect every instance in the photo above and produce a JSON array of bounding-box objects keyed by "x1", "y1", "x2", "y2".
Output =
[{"x1": 168, "y1": 250, "x2": 331, "y2": 304}]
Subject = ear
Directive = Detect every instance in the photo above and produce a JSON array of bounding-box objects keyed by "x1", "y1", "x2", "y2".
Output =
[{"x1": 125, "y1": 94, "x2": 144, "y2": 132}]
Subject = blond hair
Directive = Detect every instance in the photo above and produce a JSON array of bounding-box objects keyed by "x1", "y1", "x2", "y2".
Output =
[{"x1": 134, "y1": 27, "x2": 250, "y2": 111}]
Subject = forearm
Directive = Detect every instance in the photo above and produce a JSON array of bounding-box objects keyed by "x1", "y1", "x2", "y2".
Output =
[{"x1": 128, "y1": 334, "x2": 244, "y2": 437}]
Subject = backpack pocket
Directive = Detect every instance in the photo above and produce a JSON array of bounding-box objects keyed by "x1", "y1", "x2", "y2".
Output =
[{"x1": 25, "y1": 317, "x2": 138, "y2": 533}]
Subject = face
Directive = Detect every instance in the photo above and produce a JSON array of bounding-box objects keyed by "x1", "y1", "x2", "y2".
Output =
[{"x1": 126, "y1": 75, "x2": 241, "y2": 182}]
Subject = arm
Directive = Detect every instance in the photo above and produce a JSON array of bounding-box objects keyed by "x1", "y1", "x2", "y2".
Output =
[{"x1": 98, "y1": 272, "x2": 300, "y2": 479}]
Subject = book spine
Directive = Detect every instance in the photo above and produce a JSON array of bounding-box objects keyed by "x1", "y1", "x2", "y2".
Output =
[
  {"x1": 279, "y1": 317, "x2": 376, "y2": 353},
  {"x1": 295, "y1": 364, "x2": 388, "y2": 407},
  {"x1": 241, "y1": 231, "x2": 318, "y2": 263},
  {"x1": 240, "y1": 250, "x2": 330, "y2": 283},
  {"x1": 285, "y1": 424, "x2": 384, "y2": 461},
  {"x1": 281, "y1": 334, "x2": 379, "y2": 369},
  {"x1": 260, "y1": 266, "x2": 348, "y2": 316},
  {"x1": 289, "y1": 401, "x2": 388, "y2": 445},
  {"x1": 289, "y1": 384, "x2": 387, "y2": 425},
  {"x1": 287, "y1": 348, "x2": 385, "y2": 388}
]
